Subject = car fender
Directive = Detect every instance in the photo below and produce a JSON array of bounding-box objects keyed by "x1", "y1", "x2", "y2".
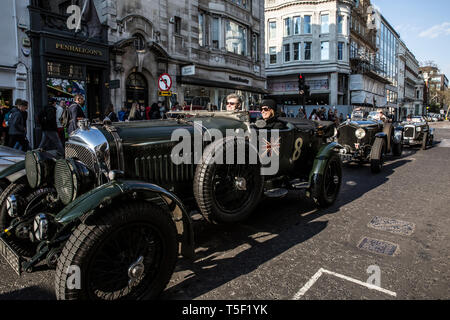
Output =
[
  {"x1": 54, "y1": 180, "x2": 195, "y2": 258},
  {"x1": 375, "y1": 132, "x2": 387, "y2": 139},
  {"x1": 0, "y1": 160, "x2": 26, "y2": 183},
  {"x1": 308, "y1": 142, "x2": 342, "y2": 187}
]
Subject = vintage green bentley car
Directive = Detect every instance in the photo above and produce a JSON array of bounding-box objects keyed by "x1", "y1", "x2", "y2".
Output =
[{"x1": 0, "y1": 111, "x2": 342, "y2": 300}]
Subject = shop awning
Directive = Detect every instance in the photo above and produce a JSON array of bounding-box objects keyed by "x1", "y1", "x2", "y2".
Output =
[{"x1": 179, "y1": 76, "x2": 269, "y2": 95}]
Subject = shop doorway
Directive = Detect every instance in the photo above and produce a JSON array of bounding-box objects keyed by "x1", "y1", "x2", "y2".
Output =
[{"x1": 126, "y1": 73, "x2": 148, "y2": 108}]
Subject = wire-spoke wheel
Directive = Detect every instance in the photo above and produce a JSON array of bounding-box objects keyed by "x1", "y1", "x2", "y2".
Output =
[
  {"x1": 55, "y1": 201, "x2": 178, "y2": 300},
  {"x1": 194, "y1": 137, "x2": 264, "y2": 224}
]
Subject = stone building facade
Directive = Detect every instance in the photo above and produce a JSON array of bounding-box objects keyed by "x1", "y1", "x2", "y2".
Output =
[
  {"x1": 265, "y1": 0, "x2": 353, "y2": 108},
  {"x1": 398, "y1": 40, "x2": 424, "y2": 118},
  {"x1": 0, "y1": 0, "x2": 32, "y2": 141},
  {"x1": 348, "y1": 0, "x2": 388, "y2": 109},
  {"x1": 103, "y1": 0, "x2": 266, "y2": 111}
]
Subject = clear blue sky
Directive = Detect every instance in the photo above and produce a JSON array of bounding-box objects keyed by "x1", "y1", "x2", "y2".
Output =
[{"x1": 371, "y1": 0, "x2": 450, "y2": 76}]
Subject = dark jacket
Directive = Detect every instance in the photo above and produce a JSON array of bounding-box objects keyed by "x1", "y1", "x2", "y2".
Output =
[
  {"x1": 8, "y1": 107, "x2": 26, "y2": 136},
  {"x1": 263, "y1": 116, "x2": 287, "y2": 130},
  {"x1": 38, "y1": 105, "x2": 58, "y2": 131},
  {"x1": 128, "y1": 109, "x2": 143, "y2": 121},
  {"x1": 68, "y1": 103, "x2": 86, "y2": 135},
  {"x1": 106, "y1": 111, "x2": 119, "y2": 122}
]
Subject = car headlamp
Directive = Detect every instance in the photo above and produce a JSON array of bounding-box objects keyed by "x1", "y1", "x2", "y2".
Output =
[
  {"x1": 355, "y1": 128, "x2": 366, "y2": 140},
  {"x1": 54, "y1": 159, "x2": 94, "y2": 205},
  {"x1": 25, "y1": 151, "x2": 56, "y2": 189}
]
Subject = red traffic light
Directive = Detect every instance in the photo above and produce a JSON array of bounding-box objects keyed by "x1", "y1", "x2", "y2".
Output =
[{"x1": 299, "y1": 75, "x2": 303, "y2": 79}]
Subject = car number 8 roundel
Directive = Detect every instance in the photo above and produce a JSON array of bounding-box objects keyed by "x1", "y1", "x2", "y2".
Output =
[{"x1": 291, "y1": 137, "x2": 303, "y2": 161}]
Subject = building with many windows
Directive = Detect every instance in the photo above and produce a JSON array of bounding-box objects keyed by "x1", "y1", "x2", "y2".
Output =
[
  {"x1": 398, "y1": 40, "x2": 424, "y2": 118},
  {"x1": 419, "y1": 65, "x2": 448, "y2": 109},
  {"x1": 348, "y1": 0, "x2": 388, "y2": 110},
  {"x1": 105, "y1": 0, "x2": 266, "y2": 111},
  {"x1": 265, "y1": 0, "x2": 353, "y2": 110},
  {"x1": 264, "y1": 0, "x2": 426, "y2": 120}
]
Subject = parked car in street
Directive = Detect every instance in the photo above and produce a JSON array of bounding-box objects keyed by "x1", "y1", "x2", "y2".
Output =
[
  {"x1": 0, "y1": 111, "x2": 343, "y2": 300},
  {"x1": 336, "y1": 109, "x2": 403, "y2": 173},
  {"x1": 402, "y1": 116, "x2": 434, "y2": 150}
]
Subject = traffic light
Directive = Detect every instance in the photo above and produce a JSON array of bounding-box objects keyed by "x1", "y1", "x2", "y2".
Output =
[{"x1": 298, "y1": 74, "x2": 305, "y2": 92}]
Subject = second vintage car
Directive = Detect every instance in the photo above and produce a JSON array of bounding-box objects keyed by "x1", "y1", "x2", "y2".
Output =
[
  {"x1": 402, "y1": 116, "x2": 434, "y2": 149},
  {"x1": 0, "y1": 110, "x2": 343, "y2": 300},
  {"x1": 336, "y1": 109, "x2": 403, "y2": 173}
]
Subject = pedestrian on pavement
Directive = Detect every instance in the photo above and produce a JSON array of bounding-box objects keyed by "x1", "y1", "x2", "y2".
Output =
[
  {"x1": 151, "y1": 102, "x2": 162, "y2": 119},
  {"x1": 0, "y1": 100, "x2": 13, "y2": 146},
  {"x1": 139, "y1": 104, "x2": 146, "y2": 120},
  {"x1": 296, "y1": 107, "x2": 306, "y2": 119},
  {"x1": 38, "y1": 98, "x2": 64, "y2": 155},
  {"x1": 328, "y1": 108, "x2": 335, "y2": 122},
  {"x1": 118, "y1": 106, "x2": 128, "y2": 121},
  {"x1": 67, "y1": 95, "x2": 87, "y2": 135},
  {"x1": 309, "y1": 109, "x2": 319, "y2": 121},
  {"x1": 8, "y1": 99, "x2": 29, "y2": 151},
  {"x1": 105, "y1": 103, "x2": 119, "y2": 122},
  {"x1": 128, "y1": 102, "x2": 142, "y2": 121},
  {"x1": 159, "y1": 102, "x2": 167, "y2": 119}
]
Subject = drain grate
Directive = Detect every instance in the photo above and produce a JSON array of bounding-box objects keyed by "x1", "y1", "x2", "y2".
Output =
[
  {"x1": 368, "y1": 216, "x2": 415, "y2": 236},
  {"x1": 357, "y1": 237, "x2": 400, "y2": 256}
]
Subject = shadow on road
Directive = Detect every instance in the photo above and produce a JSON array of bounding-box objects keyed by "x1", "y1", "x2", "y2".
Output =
[
  {"x1": 162, "y1": 155, "x2": 413, "y2": 300},
  {"x1": 0, "y1": 286, "x2": 55, "y2": 300}
]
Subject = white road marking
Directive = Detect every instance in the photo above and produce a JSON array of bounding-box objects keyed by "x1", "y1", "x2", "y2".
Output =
[{"x1": 292, "y1": 268, "x2": 397, "y2": 299}]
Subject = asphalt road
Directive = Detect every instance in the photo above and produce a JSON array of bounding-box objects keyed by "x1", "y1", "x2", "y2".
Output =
[{"x1": 0, "y1": 122, "x2": 449, "y2": 300}]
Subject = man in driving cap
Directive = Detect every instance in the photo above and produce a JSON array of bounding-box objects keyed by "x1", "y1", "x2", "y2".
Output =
[{"x1": 260, "y1": 99, "x2": 286, "y2": 129}]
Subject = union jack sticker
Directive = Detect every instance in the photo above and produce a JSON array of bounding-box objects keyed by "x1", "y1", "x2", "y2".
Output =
[{"x1": 260, "y1": 137, "x2": 281, "y2": 158}]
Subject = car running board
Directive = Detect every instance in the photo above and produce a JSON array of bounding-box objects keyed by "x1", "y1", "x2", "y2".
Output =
[{"x1": 289, "y1": 179, "x2": 311, "y2": 189}]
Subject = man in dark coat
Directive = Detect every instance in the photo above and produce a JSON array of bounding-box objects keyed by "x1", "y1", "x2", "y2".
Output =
[
  {"x1": 67, "y1": 94, "x2": 87, "y2": 135},
  {"x1": 38, "y1": 98, "x2": 64, "y2": 155},
  {"x1": 8, "y1": 99, "x2": 29, "y2": 151},
  {"x1": 260, "y1": 99, "x2": 286, "y2": 130}
]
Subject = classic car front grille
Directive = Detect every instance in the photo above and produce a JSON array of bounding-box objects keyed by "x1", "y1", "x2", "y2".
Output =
[
  {"x1": 338, "y1": 126, "x2": 357, "y2": 147},
  {"x1": 65, "y1": 143, "x2": 97, "y2": 171},
  {"x1": 0, "y1": 236, "x2": 22, "y2": 275},
  {"x1": 135, "y1": 155, "x2": 194, "y2": 183},
  {"x1": 404, "y1": 127, "x2": 415, "y2": 138}
]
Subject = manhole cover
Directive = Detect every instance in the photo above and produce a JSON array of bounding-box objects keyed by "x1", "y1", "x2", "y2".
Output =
[
  {"x1": 368, "y1": 216, "x2": 415, "y2": 236},
  {"x1": 357, "y1": 237, "x2": 400, "y2": 256}
]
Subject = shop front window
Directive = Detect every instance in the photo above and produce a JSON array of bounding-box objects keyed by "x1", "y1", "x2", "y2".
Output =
[
  {"x1": 47, "y1": 62, "x2": 84, "y2": 79},
  {"x1": 0, "y1": 89, "x2": 13, "y2": 108}
]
